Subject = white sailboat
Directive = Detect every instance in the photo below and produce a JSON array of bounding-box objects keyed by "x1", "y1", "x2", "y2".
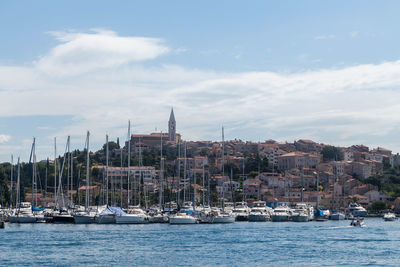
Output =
[
  {"x1": 74, "y1": 131, "x2": 96, "y2": 224},
  {"x1": 215, "y1": 126, "x2": 235, "y2": 223},
  {"x1": 9, "y1": 142, "x2": 40, "y2": 223}
]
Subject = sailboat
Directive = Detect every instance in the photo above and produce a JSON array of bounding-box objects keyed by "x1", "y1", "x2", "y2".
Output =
[
  {"x1": 116, "y1": 129, "x2": 150, "y2": 224},
  {"x1": 169, "y1": 140, "x2": 197, "y2": 224},
  {"x1": 74, "y1": 131, "x2": 96, "y2": 224},
  {"x1": 330, "y1": 172, "x2": 345, "y2": 220},
  {"x1": 212, "y1": 126, "x2": 235, "y2": 224},
  {"x1": 51, "y1": 136, "x2": 74, "y2": 223},
  {"x1": 8, "y1": 157, "x2": 38, "y2": 223},
  {"x1": 9, "y1": 139, "x2": 44, "y2": 223},
  {"x1": 313, "y1": 171, "x2": 328, "y2": 221}
]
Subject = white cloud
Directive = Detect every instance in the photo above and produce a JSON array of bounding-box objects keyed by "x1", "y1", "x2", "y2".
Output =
[
  {"x1": 0, "y1": 134, "x2": 11, "y2": 144},
  {"x1": 2, "y1": 29, "x2": 400, "y2": 160},
  {"x1": 36, "y1": 29, "x2": 170, "y2": 76}
]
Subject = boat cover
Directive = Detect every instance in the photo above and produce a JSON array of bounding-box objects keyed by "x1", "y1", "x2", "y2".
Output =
[
  {"x1": 183, "y1": 210, "x2": 199, "y2": 214},
  {"x1": 99, "y1": 206, "x2": 126, "y2": 216},
  {"x1": 32, "y1": 206, "x2": 44, "y2": 211},
  {"x1": 314, "y1": 209, "x2": 324, "y2": 217}
]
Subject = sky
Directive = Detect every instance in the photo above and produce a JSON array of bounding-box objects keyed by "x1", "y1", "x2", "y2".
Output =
[{"x1": 1, "y1": 1, "x2": 400, "y2": 162}]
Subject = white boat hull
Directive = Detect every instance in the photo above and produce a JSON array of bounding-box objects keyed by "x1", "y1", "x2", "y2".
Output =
[
  {"x1": 115, "y1": 215, "x2": 149, "y2": 224},
  {"x1": 169, "y1": 216, "x2": 197, "y2": 224},
  {"x1": 149, "y1": 215, "x2": 169, "y2": 223},
  {"x1": 291, "y1": 215, "x2": 309, "y2": 222},
  {"x1": 330, "y1": 213, "x2": 345, "y2": 220},
  {"x1": 212, "y1": 216, "x2": 235, "y2": 223},
  {"x1": 384, "y1": 217, "x2": 396, "y2": 221},
  {"x1": 95, "y1": 215, "x2": 115, "y2": 224}
]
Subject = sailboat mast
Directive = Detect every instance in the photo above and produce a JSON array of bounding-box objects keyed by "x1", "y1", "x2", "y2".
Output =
[
  {"x1": 54, "y1": 138, "x2": 57, "y2": 208},
  {"x1": 32, "y1": 138, "x2": 35, "y2": 205},
  {"x1": 57, "y1": 137, "x2": 69, "y2": 209},
  {"x1": 242, "y1": 158, "x2": 245, "y2": 202},
  {"x1": 70, "y1": 144, "x2": 73, "y2": 205},
  {"x1": 183, "y1": 141, "x2": 187, "y2": 203},
  {"x1": 85, "y1": 131, "x2": 90, "y2": 211},
  {"x1": 10, "y1": 155, "x2": 13, "y2": 209},
  {"x1": 16, "y1": 157, "x2": 20, "y2": 209},
  {"x1": 231, "y1": 168, "x2": 234, "y2": 203},
  {"x1": 177, "y1": 141, "x2": 181, "y2": 205},
  {"x1": 202, "y1": 164, "x2": 205, "y2": 207},
  {"x1": 207, "y1": 169, "x2": 210, "y2": 207},
  {"x1": 106, "y1": 134, "x2": 109, "y2": 206},
  {"x1": 127, "y1": 120, "x2": 131, "y2": 207},
  {"x1": 45, "y1": 158, "x2": 48, "y2": 198},
  {"x1": 159, "y1": 132, "x2": 163, "y2": 209},
  {"x1": 301, "y1": 168, "x2": 304, "y2": 203},
  {"x1": 193, "y1": 170, "x2": 196, "y2": 210},
  {"x1": 222, "y1": 126, "x2": 225, "y2": 212},
  {"x1": 316, "y1": 172, "x2": 319, "y2": 210},
  {"x1": 67, "y1": 139, "x2": 70, "y2": 206},
  {"x1": 120, "y1": 139, "x2": 123, "y2": 207}
]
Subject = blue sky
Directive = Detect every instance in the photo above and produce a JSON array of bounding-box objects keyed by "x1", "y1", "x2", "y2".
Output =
[{"x1": 1, "y1": 1, "x2": 400, "y2": 162}]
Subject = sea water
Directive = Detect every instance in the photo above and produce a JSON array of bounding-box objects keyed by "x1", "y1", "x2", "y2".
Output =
[{"x1": 1, "y1": 218, "x2": 399, "y2": 266}]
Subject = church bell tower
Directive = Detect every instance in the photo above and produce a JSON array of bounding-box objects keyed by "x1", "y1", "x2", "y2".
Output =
[{"x1": 168, "y1": 108, "x2": 176, "y2": 142}]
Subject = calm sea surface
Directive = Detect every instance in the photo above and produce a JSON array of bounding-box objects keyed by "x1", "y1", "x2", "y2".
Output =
[{"x1": 1, "y1": 218, "x2": 399, "y2": 266}]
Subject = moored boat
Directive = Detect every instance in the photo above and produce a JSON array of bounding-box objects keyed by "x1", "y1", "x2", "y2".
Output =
[
  {"x1": 169, "y1": 212, "x2": 197, "y2": 224},
  {"x1": 348, "y1": 203, "x2": 368, "y2": 217},
  {"x1": 330, "y1": 212, "x2": 345, "y2": 220},
  {"x1": 271, "y1": 206, "x2": 291, "y2": 222},
  {"x1": 115, "y1": 207, "x2": 149, "y2": 224}
]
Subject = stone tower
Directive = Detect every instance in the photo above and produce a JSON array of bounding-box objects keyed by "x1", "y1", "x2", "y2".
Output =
[{"x1": 168, "y1": 108, "x2": 176, "y2": 142}]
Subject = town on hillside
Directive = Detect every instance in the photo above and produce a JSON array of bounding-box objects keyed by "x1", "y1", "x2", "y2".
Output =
[{"x1": 2, "y1": 109, "x2": 400, "y2": 214}]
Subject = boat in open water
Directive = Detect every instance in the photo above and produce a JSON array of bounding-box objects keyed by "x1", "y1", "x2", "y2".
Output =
[{"x1": 383, "y1": 212, "x2": 396, "y2": 221}]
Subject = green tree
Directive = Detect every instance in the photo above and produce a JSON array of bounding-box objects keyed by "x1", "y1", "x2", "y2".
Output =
[
  {"x1": 102, "y1": 141, "x2": 119, "y2": 151},
  {"x1": 369, "y1": 201, "x2": 387, "y2": 212},
  {"x1": 321, "y1": 145, "x2": 344, "y2": 161}
]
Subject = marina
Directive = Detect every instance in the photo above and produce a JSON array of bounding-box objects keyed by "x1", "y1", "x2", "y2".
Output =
[{"x1": 1, "y1": 218, "x2": 399, "y2": 266}]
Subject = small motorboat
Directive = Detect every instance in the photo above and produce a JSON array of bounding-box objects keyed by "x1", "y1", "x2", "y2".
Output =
[
  {"x1": 383, "y1": 212, "x2": 397, "y2": 221},
  {"x1": 350, "y1": 218, "x2": 365, "y2": 227}
]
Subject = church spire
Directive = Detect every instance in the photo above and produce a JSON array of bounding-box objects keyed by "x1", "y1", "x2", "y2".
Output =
[{"x1": 168, "y1": 108, "x2": 176, "y2": 142}]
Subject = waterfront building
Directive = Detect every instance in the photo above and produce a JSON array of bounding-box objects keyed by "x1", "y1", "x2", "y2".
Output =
[{"x1": 277, "y1": 151, "x2": 321, "y2": 171}]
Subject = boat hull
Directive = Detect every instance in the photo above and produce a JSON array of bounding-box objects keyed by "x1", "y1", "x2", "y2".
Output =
[
  {"x1": 74, "y1": 215, "x2": 95, "y2": 224},
  {"x1": 271, "y1": 215, "x2": 289, "y2": 222},
  {"x1": 95, "y1": 215, "x2": 115, "y2": 224},
  {"x1": 384, "y1": 217, "x2": 396, "y2": 221},
  {"x1": 330, "y1": 213, "x2": 345, "y2": 220},
  {"x1": 291, "y1": 215, "x2": 309, "y2": 222},
  {"x1": 149, "y1": 215, "x2": 169, "y2": 223},
  {"x1": 8, "y1": 216, "x2": 37, "y2": 223},
  {"x1": 235, "y1": 215, "x2": 249, "y2": 221},
  {"x1": 52, "y1": 215, "x2": 74, "y2": 224},
  {"x1": 212, "y1": 216, "x2": 235, "y2": 223},
  {"x1": 169, "y1": 216, "x2": 197, "y2": 224},
  {"x1": 115, "y1": 215, "x2": 149, "y2": 224},
  {"x1": 248, "y1": 214, "x2": 268, "y2": 222}
]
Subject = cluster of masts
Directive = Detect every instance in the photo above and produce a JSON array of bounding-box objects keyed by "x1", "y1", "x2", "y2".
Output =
[{"x1": 5, "y1": 121, "x2": 224, "y2": 213}]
